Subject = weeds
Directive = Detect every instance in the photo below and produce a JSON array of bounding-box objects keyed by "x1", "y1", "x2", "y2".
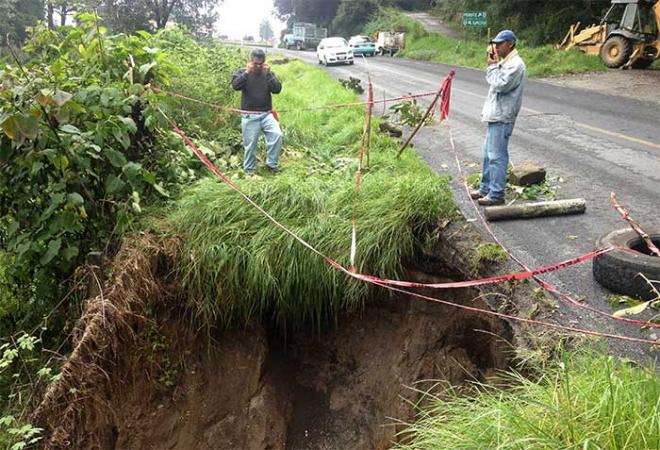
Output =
[
  {"x1": 338, "y1": 76, "x2": 364, "y2": 94},
  {"x1": 474, "y1": 243, "x2": 508, "y2": 269},
  {"x1": 365, "y1": 9, "x2": 607, "y2": 77},
  {"x1": 162, "y1": 60, "x2": 456, "y2": 330},
  {"x1": 395, "y1": 347, "x2": 660, "y2": 450}
]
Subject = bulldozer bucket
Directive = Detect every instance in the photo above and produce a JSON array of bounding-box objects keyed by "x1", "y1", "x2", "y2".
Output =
[{"x1": 557, "y1": 23, "x2": 606, "y2": 52}]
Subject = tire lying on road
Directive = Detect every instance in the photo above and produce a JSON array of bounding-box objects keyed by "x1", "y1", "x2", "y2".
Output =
[{"x1": 593, "y1": 227, "x2": 660, "y2": 300}]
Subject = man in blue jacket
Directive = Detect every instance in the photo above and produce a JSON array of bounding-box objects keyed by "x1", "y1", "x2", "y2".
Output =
[
  {"x1": 231, "y1": 49, "x2": 283, "y2": 175},
  {"x1": 470, "y1": 30, "x2": 526, "y2": 206}
]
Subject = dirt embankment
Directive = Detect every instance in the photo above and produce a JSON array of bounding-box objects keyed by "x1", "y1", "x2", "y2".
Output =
[{"x1": 32, "y1": 224, "x2": 520, "y2": 450}]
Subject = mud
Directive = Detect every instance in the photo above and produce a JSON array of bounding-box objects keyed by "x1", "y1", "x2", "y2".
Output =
[
  {"x1": 539, "y1": 69, "x2": 660, "y2": 105},
  {"x1": 34, "y1": 225, "x2": 521, "y2": 450},
  {"x1": 102, "y1": 289, "x2": 511, "y2": 450}
]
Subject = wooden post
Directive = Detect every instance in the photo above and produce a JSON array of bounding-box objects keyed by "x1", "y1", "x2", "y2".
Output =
[
  {"x1": 484, "y1": 199, "x2": 587, "y2": 222},
  {"x1": 396, "y1": 86, "x2": 443, "y2": 157},
  {"x1": 611, "y1": 192, "x2": 660, "y2": 257}
]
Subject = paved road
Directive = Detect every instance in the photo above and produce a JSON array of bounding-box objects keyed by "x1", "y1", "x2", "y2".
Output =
[
  {"x1": 275, "y1": 49, "x2": 660, "y2": 359},
  {"x1": 405, "y1": 12, "x2": 459, "y2": 38}
]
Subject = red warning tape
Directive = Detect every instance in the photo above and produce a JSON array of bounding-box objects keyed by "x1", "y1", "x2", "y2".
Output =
[
  {"x1": 158, "y1": 107, "x2": 658, "y2": 345},
  {"x1": 353, "y1": 247, "x2": 615, "y2": 288},
  {"x1": 444, "y1": 124, "x2": 660, "y2": 330},
  {"x1": 151, "y1": 86, "x2": 441, "y2": 115}
]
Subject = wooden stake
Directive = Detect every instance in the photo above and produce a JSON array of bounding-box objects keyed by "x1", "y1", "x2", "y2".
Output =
[{"x1": 610, "y1": 192, "x2": 660, "y2": 257}]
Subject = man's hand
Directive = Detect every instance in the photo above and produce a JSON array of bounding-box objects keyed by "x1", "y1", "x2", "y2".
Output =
[
  {"x1": 245, "y1": 62, "x2": 255, "y2": 73},
  {"x1": 262, "y1": 63, "x2": 270, "y2": 73},
  {"x1": 487, "y1": 51, "x2": 498, "y2": 66}
]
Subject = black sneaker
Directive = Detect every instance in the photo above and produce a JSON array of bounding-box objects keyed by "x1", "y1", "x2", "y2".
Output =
[
  {"x1": 266, "y1": 165, "x2": 281, "y2": 173},
  {"x1": 477, "y1": 196, "x2": 505, "y2": 206}
]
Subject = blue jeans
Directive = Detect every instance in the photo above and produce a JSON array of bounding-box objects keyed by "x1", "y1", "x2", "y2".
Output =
[
  {"x1": 480, "y1": 122, "x2": 514, "y2": 200},
  {"x1": 241, "y1": 112, "x2": 283, "y2": 173}
]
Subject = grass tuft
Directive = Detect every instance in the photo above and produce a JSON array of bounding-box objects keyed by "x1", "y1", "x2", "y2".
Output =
[
  {"x1": 395, "y1": 347, "x2": 660, "y2": 450},
  {"x1": 161, "y1": 60, "x2": 456, "y2": 330}
]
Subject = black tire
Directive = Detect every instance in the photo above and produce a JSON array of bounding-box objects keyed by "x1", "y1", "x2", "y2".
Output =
[
  {"x1": 349, "y1": 60, "x2": 354, "y2": 65},
  {"x1": 631, "y1": 58, "x2": 654, "y2": 69},
  {"x1": 592, "y1": 227, "x2": 660, "y2": 300},
  {"x1": 600, "y1": 36, "x2": 632, "y2": 68}
]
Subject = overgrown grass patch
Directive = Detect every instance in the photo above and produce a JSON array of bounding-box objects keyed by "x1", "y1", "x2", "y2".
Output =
[
  {"x1": 395, "y1": 347, "x2": 660, "y2": 450},
  {"x1": 162, "y1": 60, "x2": 456, "y2": 330},
  {"x1": 366, "y1": 9, "x2": 607, "y2": 77}
]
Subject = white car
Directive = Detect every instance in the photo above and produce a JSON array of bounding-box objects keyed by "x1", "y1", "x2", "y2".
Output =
[{"x1": 317, "y1": 37, "x2": 354, "y2": 66}]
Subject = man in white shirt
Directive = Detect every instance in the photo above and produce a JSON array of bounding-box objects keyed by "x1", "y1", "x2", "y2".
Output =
[{"x1": 470, "y1": 29, "x2": 526, "y2": 206}]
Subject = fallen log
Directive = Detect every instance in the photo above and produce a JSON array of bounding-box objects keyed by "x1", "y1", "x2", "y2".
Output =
[{"x1": 484, "y1": 198, "x2": 586, "y2": 222}]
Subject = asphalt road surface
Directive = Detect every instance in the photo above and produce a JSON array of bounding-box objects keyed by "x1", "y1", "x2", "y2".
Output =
[{"x1": 274, "y1": 49, "x2": 660, "y2": 360}]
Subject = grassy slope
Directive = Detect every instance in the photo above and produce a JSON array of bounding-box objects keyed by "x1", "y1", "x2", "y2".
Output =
[
  {"x1": 365, "y1": 9, "x2": 607, "y2": 77},
  {"x1": 395, "y1": 348, "x2": 660, "y2": 450},
  {"x1": 162, "y1": 60, "x2": 456, "y2": 330}
]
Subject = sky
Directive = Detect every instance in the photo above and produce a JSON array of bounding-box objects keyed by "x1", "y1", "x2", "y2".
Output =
[{"x1": 215, "y1": 0, "x2": 287, "y2": 40}]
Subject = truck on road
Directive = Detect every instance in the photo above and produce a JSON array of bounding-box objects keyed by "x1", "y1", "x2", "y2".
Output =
[
  {"x1": 373, "y1": 31, "x2": 406, "y2": 56},
  {"x1": 283, "y1": 22, "x2": 328, "y2": 50}
]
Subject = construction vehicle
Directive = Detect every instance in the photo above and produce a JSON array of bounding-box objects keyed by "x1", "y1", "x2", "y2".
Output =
[
  {"x1": 558, "y1": 0, "x2": 660, "y2": 68},
  {"x1": 282, "y1": 22, "x2": 328, "y2": 51}
]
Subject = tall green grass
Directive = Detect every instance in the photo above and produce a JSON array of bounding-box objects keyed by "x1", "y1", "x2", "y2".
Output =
[
  {"x1": 163, "y1": 60, "x2": 456, "y2": 329},
  {"x1": 365, "y1": 9, "x2": 607, "y2": 77},
  {"x1": 396, "y1": 348, "x2": 660, "y2": 449}
]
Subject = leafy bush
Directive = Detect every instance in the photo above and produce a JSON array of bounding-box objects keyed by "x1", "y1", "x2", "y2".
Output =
[{"x1": 0, "y1": 17, "x2": 242, "y2": 334}]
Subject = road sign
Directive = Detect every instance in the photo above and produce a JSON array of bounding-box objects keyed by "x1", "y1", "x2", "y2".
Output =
[{"x1": 463, "y1": 11, "x2": 487, "y2": 28}]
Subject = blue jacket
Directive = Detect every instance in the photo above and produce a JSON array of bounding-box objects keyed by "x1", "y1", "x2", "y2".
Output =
[{"x1": 481, "y1": 50, "x2": 526, "y2": 123}]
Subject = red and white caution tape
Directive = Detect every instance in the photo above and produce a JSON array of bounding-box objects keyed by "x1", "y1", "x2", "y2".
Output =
[
  {"x1": 444, "y1": 123, "x2": 659, "y2": 330},
  {"x1": 158, "y1": 106, "x2": 659, "y2": 344}
]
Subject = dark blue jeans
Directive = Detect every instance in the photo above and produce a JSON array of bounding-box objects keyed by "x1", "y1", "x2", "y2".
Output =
[{"x1": 480, "y1": 122, "x2": 514, "y2": 200}]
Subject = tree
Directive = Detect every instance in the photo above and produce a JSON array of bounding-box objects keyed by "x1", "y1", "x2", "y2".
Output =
[
  {"x1": 87, "y1": 0, "x2": 221, "y2": 35},
  {"x1": 274, "y1": 0, "x2": 341, "y2": 27},
  {"x1": 259, "y1": 18, "x2": 274, "y2": 41},
  {"x1": 332, "y1": 0, "x2": 378, "y2": 36},
  {"x1": 0, "y1": 0, "x2": 44, "y2": 46}
]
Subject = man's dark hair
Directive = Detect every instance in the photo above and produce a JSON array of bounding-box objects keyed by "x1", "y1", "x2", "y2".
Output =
[{"x1": 249, "y1": 48, "x2": 266, "y2": 61}]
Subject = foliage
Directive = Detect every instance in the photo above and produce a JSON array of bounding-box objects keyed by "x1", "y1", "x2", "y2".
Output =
[
  {"x1": 474, "y1": 242, "x2": 508, "y2": 268},
  {"x1": 363, "y1": 7, "x2": 428, "y2": 37},
  {"x1": 395, "y1": 347, "x2": 660, "y2": 450},
  {"x1": 609, "y1": 275, "x2": 660, "y2": 323},
  {"x1": 338, "y1": 76, "x2": 364, "y2": 94},
  {"x1": 432, "y1": 0, "x2": 612, "y2": 46},
  {"x1": 259, "y1": 18, "x2": 274, "y2": 41},
  {"x1": 0, "y1": 20, "x2": 242, "y2": 338},
  {"x1": 367, "y1": 9, "x2": 607, "y2": 77},
  {"x1": 332, "y1": 0, "x2": 379, "y2": 37},
  {"x1": 388, "y1": 98, "x2": 428, "y2": 127},
  {"x1": 0, "y1": 0, "x2": 44, "y2": 49},
  {"x1": 162, "y1": 60, "x2": 456, "y2": 330},
  {"x1": 0, "y1": 332, "x2": 57, "y2": 449},
  {"x1": 274, "y1": 0, "x2": 430, "y2": 30}
]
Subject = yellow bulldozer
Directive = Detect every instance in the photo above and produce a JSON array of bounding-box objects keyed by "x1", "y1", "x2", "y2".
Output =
[{"x1": 558, "y1": 0, "x2": 660, "y2": 68}]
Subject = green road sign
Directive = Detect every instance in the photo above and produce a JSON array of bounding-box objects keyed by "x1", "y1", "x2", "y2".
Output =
[{"x1": 463, "y1": 11, "x2": 487, "y2": 28}]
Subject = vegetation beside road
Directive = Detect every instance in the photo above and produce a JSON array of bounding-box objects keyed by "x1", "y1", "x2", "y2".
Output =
[
  {"x1": 365, "y1": 9, "x2": 607, "y2": 77},
  {"x1": 396, "y1": 346, "x2": 660, "y2": 450}
]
